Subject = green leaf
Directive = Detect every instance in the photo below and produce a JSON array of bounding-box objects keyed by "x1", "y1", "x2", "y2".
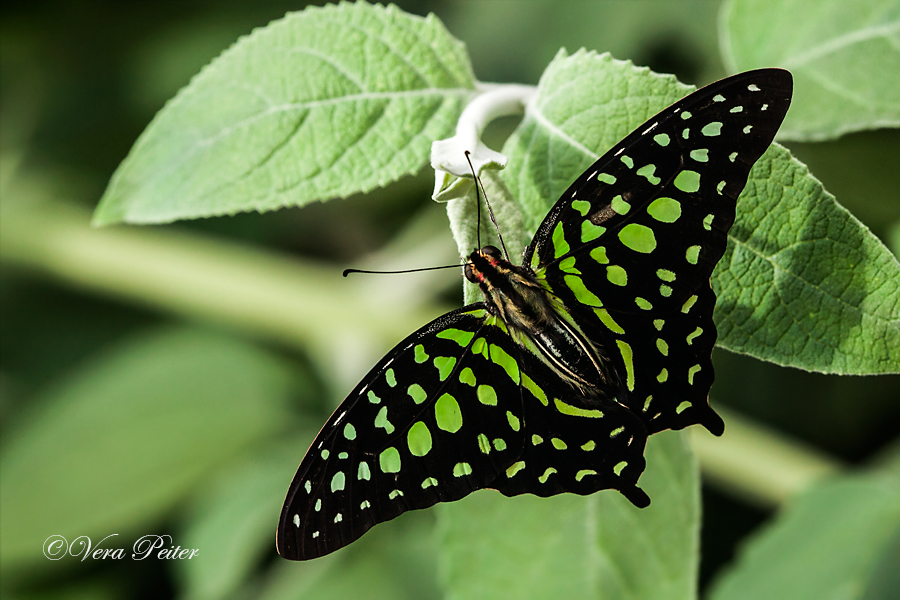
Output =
[
  {"x1": 714, "y1": 147, "x2": 900, "y2": 375},
  {"x1": 720, "y1": 0, "x2": 900, "y2": 140},
  {"x1": 500, "y1": 49, "x2": 900, "y2": 375},
  {"x1": 438, "y1": 431, "x2": 699, "y2": 600},
  {"x1": 0, "y1": 328, "x2": 296, "y2": 571},
  {"x1": 502, "y1": 50, "x2": 695, "y2": 234},
  {"x1": 176, "y1": 438, "x2": 313, "y2": 600},
  {"x1": 709, "y1": 457, "x2": 900, "y2": 600},
  {"x1": 256, "y1": 510, "x2": 440, "y2": 600},
  {"x1": 94, "y1": 1, "x2": 474, "y2": 225}
]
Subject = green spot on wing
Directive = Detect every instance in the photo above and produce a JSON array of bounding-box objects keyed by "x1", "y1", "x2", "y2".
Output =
[
  {"x1": 686, "y1": 245, "x2": 701, "y2": 264},
  {"x1": 453, "y1": 462, "x2": 473, "y2": 477},
  {"x1": 476, "y1": 384, "x2": 497, "y2": 406},
  {"x1": 702, "y1": 121, "x2": 722, "y2": 136},
  {"x1": 682, "y1": 295, "x2": 698, "y2": 313},
  {"x1": 331, "y1": 471, "x2": 345, "y2": 492},
  {"x1": 686, "y1": 327, "x2": 703, "y2": 345},
  {"x1": 590, "y1": 246, "x2": 609, "y2": 264},
  {"x1": 674, "y1": 170, "x2": 701, "y2": 193},
  {"x1": 653, "y1": 133, "x2": 670, "y2": 146},
  {"x1": 522, "y1": 373, "x2": 548, "y2": 406},
  {"x1": 379, "y1": 447, "x2": 401, "y2": 473},
  {"x1": 575, "y1": 469, "x2": 597, "y2": 481},
  {"x1": 618, "y1": 223, "x2": 657, "y2": 253},
  {"x1": 636, "y1": 163, "x2": 660, "y2": 185},
  {"x1": 606, "y1": 265, "x2": 627, "y2": 286},
  {"x1": 611, "y1": 195, "x2": 631, "y2": 215},
  {"x1": 581, "y1": 220, "x2": 606, "y2": 243},
  {"x1": 690, "y1": 148, "x2": 709, "y2": 162},
  {"x1": 506, "y1": 461, "x2": 525, "y2": 477},
  {"x1": 477, "y1": 433, "x2": 491, "y2": 454},
  {"x1": 594, "y1": 308, "x2": 625, "y2": 334},
  {"x1": 539, "y1": 467, "x2": 557, "y2": 483},
  {"x1": 493, "y1": 438, "x2": 507, "y2": 451},
  {"x1": 343, "y1": 423, "x2": 356, "y2": 440},
  {"x1": 433, "y1": 356, "x2": 456, "y2": 381},
  {"x1": 571, "y1": 199, "x2": 590, "y2": 216},
  {"x1": 489, "y1": 344, "x2": 520, "y2": 384},
  {"x1": 616, "y1": 340, "x2": 635, "y2": 391},
  {"x1": 506, "y1": 411, "x2": 520, "y2": 431},
  {"x1": 375, "y1": 406, "x2": 395, "y2": 434},
  {"x1": 407, "y1": 421, "x2": 432, "y2": 456},
  {"x1": 559, "y1": 255, "x2": 579, "y2": 274},
  {"x1": 647, "y1": 197, "x2": 681, "y2": 223},
  {"x1": 688, "y1": 364, "x2": 701, "y2": 385},
  {"x1": 437, "y1": 328, "x2": 475, "y2": 347},
  {"x1": 555, "y1": 398, "x2": 603, "y2": 418},
  {"x1": 435, "y1": 393, "x2": 462, "y2": 433},
  {"x1": 552, "y1": 222, "x2": 570, "y2": 259},
  {"x1": 565, "y1": 274, "x2": 603, "y2": 307},
  {"x1": 657, "y1": 338, "x2": 669, "y2": 356},
  {"x1": 385, "y1": 368, "x2": 397, "y2": 387},
  {"x1": 358, "y1": 462, "x2": 371, "y2": 480},
  {"x1": 459, "y1": 367, "x2": 476, "y2": 387},
  {"x1": 408, "y1": 383, "x2": 427, "y2": 404},
  {"x1": 414, "y1": 344, "x2": 428, "y2": 364},
  {"x1": 657, "y1": 269, "x2": 676, "y2": 282},
  {"x1": 613, "y1": 461, "x2": 627, "y2": 475}
]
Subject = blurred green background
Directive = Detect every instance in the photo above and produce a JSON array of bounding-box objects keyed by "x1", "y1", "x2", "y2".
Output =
[{"x1": 2, "y1": 2, "x2": 898, "y2": 599}]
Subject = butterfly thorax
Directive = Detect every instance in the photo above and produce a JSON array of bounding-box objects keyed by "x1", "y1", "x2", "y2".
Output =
[{"x1": 465, "y1": 246, "x2": 618, "y2": 400}]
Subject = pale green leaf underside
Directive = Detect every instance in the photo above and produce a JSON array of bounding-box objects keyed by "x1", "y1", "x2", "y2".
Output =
[
  {"x1": 438, "y1": 431, "x2": 698, "y2": 600},
  {"x1": 94, "y1": 1, "x2": 474, "y2": 225},
  {"x1": 721, "y1": 0, "x2": 900, "y2": 140},
  {"x1": 0, "y1": 328, "x2": 294, "y2": 569},
  {"x1": 500, "y1": 49, "x2": 900, "y2": 375},
  {"x1": 178, "y1": 440, "x2": 313, "y2": 600},
  {"x1": 709, "y1": 459, "x2": 900, "y2": 600}
]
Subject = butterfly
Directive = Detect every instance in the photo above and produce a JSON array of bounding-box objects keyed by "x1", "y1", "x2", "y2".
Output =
[{"x1": 277, "y1": 68, "x2": 793, "y2": 560}]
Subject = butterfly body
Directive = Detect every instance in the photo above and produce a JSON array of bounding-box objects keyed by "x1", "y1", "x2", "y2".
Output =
[
  {"x1": 277, "y1": 68, "x2": 792, "y2": 561},
  {"x1": 465, "y1": 246, "x2": 618, "y2": 400}
]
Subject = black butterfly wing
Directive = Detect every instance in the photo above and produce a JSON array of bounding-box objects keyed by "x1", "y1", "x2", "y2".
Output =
[
  {"x1": 277, "y1": 305, "x2": 522, "y2": 560},
  {"x1": 523, "y1": 69, "x2": 793, "y2": 434}
]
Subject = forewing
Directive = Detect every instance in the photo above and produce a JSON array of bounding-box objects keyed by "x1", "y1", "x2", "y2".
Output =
[{"x1": 523, "y1": 69, "x2": 793, "y2": 434}]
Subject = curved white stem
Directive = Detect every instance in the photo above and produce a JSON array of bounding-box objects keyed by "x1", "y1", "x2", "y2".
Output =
[{"x1": 431, "y1": 83, "x2": 537, "y2": 200}]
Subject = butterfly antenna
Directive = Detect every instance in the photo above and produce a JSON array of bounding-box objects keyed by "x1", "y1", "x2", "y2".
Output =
[
  {"x1": 464, "y1": 151, "x2": 510, "y2": 260},
  {"x1": 343, "y1": 263, "x2": 463, "y2": 277}
]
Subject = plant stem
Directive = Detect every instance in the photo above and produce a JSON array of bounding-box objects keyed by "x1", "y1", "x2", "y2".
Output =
[{"x1": 690, "y1": 406, "x2": 844, "y2": 507}]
